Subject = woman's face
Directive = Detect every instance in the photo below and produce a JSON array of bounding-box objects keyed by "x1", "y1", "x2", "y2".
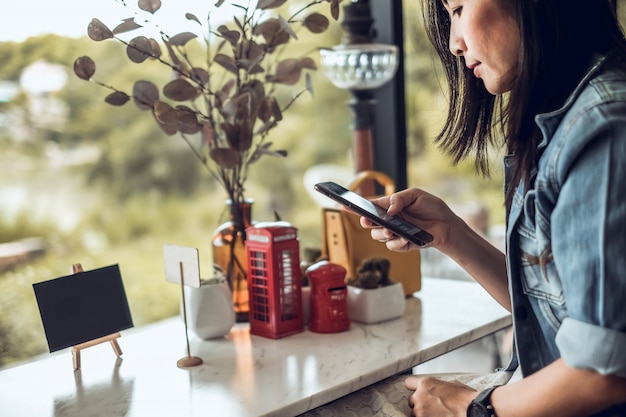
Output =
[{"x1": 442, "y1": 0, "x2": 520, "y2": 94}]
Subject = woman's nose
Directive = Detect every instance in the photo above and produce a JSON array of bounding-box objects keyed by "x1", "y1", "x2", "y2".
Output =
[{"x1": 449, "y1": 25, "x2": 465, "y2": 56}]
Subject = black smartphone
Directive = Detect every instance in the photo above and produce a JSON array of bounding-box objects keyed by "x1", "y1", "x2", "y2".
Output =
[{"x1": 314, "y1": 181, "x2": 434, "y2": 247}]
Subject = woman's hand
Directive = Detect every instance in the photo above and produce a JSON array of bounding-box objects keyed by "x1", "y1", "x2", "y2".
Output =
[
  {"x1": 405, "y1": 376, "x2": 477, "y2": 417},
  {"x1": 362, "y1": 187, "x2": 512, "y2": 309},
  {"x1": 360, "y1": 188, "x2": 461, "y2": 253}
]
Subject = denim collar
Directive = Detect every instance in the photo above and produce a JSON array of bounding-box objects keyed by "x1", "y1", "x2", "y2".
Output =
[{"x1": 534, "y1": 54, "x2": 610, "y2": 150}]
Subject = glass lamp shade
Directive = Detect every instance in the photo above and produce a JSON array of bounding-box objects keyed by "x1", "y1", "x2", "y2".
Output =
[{"x1": 319, "y1": 43, "x2": 399, "y2": 90}]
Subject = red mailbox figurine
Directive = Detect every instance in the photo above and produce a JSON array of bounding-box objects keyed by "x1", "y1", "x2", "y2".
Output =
[
  {"x1": 245, "y1": 222, "x2": 304, "y2": 339},
  {"x1": 306, "y1": 261, "x2": 350, "y2": 333}
]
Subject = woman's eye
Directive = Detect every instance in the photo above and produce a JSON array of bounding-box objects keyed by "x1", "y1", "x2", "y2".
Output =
[{"x1": 452, "y1": 6, "x2": 462, "y2": 16}]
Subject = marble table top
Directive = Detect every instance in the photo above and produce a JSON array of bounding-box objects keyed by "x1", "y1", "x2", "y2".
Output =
[{"x1": 0, "y1": 277, "x2": 511, "y2": 417}]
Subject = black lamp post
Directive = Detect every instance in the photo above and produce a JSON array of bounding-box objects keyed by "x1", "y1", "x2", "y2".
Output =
[{"x1": 320, "y1": 0, "x2": 399, "y2": 195}]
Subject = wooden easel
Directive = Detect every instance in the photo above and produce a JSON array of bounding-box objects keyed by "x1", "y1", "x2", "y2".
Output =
[{"x1": 70, "y1": 263, "x2": 123, "y2": 371}]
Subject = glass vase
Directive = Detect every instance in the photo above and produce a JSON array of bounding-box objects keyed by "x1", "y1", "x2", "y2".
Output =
[{"x1": 211, "y1": 199, "x2": 253, "y2": 322}]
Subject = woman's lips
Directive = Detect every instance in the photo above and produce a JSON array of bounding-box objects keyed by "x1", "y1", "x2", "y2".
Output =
[{"x1": 467, "y1": 63, "x2": 480, "y2": 78}]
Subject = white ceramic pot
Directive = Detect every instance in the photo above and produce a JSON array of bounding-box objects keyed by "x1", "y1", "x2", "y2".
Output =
[
  {"x1": 347, "y1": 282, "x2": 406, "y2": 324},
  {"x1": 182, "y1": 280, "x2": 236, "y2": 339}
]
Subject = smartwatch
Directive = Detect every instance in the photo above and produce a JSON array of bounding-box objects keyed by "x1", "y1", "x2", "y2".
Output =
[{"x1": 466, "y1": 385, "x2": 500, "y2": 417}]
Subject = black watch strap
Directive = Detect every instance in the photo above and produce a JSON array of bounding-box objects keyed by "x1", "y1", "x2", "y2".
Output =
[{"x1": 467, "y1": 385, "x2": 500, "y2": 417}]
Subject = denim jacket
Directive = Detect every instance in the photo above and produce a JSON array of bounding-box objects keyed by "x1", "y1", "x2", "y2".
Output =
[{"x1": 505, "y1": 53, "x2": 626, "y2": 415}]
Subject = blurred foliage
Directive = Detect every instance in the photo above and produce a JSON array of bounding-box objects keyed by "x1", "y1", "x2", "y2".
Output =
[
  {"x1": 0, "y1": 3, "x2": 352, "y2": 368},
  {"x1": 0, "y1": 212, "x2": 56, "y2": 244},
  {"x1": 4, "y1": 0, "x2": 621, "y2": 368}
]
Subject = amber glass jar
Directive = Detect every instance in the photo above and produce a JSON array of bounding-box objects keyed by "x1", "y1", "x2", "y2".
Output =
[{"x1": 211, "y1": 200, "x2": 253, "y2": 322}]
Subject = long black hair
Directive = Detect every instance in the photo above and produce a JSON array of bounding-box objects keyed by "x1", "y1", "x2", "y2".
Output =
[{"x1": 421, "y1": 0, "x2": 626, "y2": 208}]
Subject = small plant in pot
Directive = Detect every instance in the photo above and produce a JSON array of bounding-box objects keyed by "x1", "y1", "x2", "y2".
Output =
[
  {"x1": 183, "y1": 265, "x2": 236, "y2": 339},
  {"x1": 346, "y1": 257, "x2": 406, "y2": 324}
]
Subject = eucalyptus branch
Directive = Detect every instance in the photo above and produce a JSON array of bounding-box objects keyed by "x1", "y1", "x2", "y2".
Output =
[
  {"x1": 113, "y1": 0, "x2": 174, "y2": 48},
  {"x1": 180, "y1": 133, "x2": 225, "y2": 186},
  {"x1": 173, "y1": 44, "x2": 200, "y2": 78},
  {"x1": 112, "y1": 34, "x2": 212, "y2": 95},
  {"x1": 287, "y1": 0, "x2": 326, "y2": 23},
  {"x1": 75, "y1": 0, "x2": 339, "y2": 210},
  {"x1": 87, "y1": 78, "x2": 126, "y2": 94},
  {"x1": 281, "y1": 87, "x2": 311, "y2": 113}
]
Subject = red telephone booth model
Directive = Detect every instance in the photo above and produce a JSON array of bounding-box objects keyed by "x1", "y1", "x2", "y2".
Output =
[{"x1": 245, "y1": 223, "x2": 304, "y2": 339}]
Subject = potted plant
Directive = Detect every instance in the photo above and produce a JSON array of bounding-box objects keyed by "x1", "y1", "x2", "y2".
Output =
[
  {"x1": 183, "y1": 266, "x2": 236, "y2": 339},
  {"x1": 346, "y1": 257, "x2": 406, "y2": 324},
  {"x1": 72, "y1": 0, "x2": 341, "y2": 320}
]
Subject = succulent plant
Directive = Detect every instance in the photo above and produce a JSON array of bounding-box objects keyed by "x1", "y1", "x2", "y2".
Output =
[{"x1": 347, "y1": 257, "x2": 395, "y2": 289}]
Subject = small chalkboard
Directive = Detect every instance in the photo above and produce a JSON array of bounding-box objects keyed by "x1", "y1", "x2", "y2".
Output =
[{"x1": 33, "y1": 264, "x2": 134, "y2": 353}]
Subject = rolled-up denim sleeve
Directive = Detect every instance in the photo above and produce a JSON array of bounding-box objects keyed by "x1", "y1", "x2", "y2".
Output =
[
  {"x1": 551, "y1": 101, "x2": 626, "y2": 377},
  {"x1": 556, "y1": 318, "x2": 626, "y2": 376}
]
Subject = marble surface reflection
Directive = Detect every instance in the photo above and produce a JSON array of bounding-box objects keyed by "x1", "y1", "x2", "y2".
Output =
[
  {"x1": 0, "y1": 277, "x2": 511, "y2": 417},
  {"x1": 54, "y1": 358, "x2": 134, "y2": 416}
]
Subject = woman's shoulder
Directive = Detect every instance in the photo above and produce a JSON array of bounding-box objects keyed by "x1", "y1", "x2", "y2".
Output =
[
  {"x1": 566, "y1": 54, "x2": 626, "y2": 110},
  {"x1": 537, "y1": 54, "x2": 626, "y2": 179},
  {"x1": 564, "y1": 56, "x2": 626, "y2": 128},
  {"x1": 586, "y1": 54, "x2": 626, "y2": 101},
  {"x1": 541, "y1": 54, "x2": 626, "y2": 127}
]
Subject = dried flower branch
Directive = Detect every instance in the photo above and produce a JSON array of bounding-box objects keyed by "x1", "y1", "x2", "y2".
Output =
[{"x1": 74, "y1": 0, "x2": 340, "y2": 205}]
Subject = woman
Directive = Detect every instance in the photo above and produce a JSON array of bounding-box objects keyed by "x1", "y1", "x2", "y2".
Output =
[{"x1": 362, "y1": 0, "x2": 626, "y2": 416}]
